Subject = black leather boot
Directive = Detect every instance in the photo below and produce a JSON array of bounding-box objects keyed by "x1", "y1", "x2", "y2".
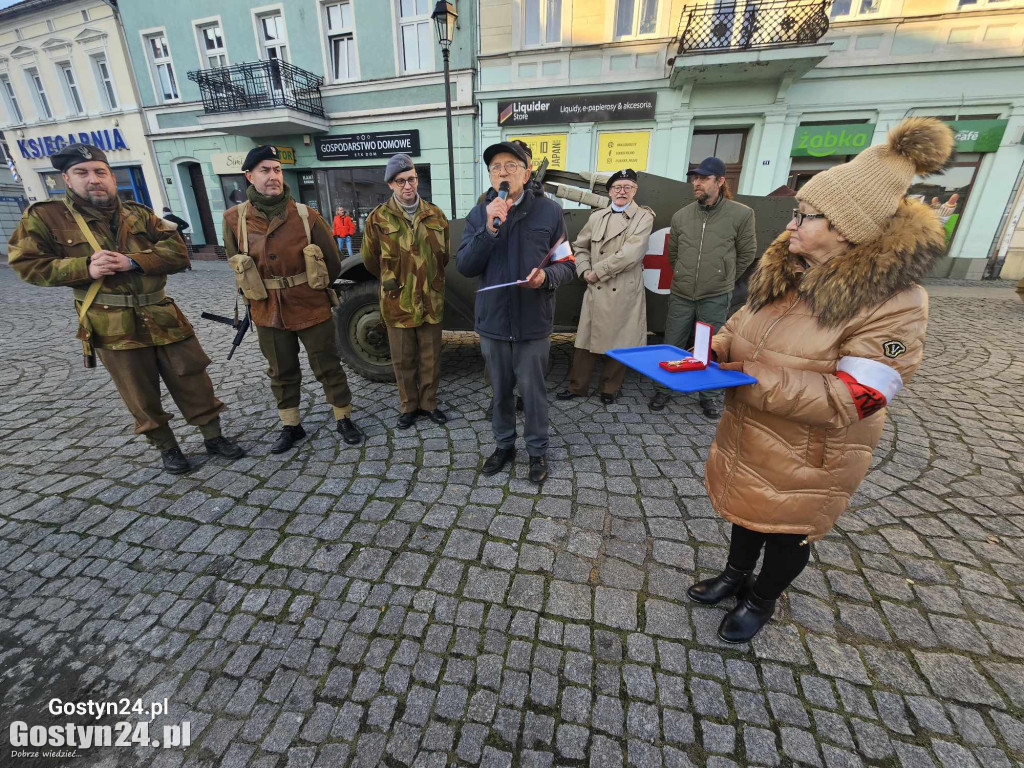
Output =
[
  {"x1": 337, "y1": 418, "x2": 364, "y2": 445},
  {"x1": 718, "y1": 590, "x2": 777, "y2": 644},
  {"x1": 687, "y1": 564, "x2": 754, "y2": 605},
  {"x1": 161, "y1": 447, "x2": 191, "y2": 474},
  {"x1": 271, "y1": 424, "x2": 306, "y2": 454}
]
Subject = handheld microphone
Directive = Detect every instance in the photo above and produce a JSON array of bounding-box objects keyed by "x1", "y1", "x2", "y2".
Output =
[{"x1": 493, "y1": 182, "x2": 510, "y2": 230}]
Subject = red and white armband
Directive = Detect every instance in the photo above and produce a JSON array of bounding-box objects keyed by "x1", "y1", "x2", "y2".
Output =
[{"x1": 834, "y1": 356, "x2": 904, "y2": 420}]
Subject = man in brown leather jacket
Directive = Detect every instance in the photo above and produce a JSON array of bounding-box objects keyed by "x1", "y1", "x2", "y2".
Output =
[
  {"x1": 223, "y1": 145, "x2": 363, "y2": 452},
  {"x1": 8, "y1": 143, "x2": 244, "y2": 474}
]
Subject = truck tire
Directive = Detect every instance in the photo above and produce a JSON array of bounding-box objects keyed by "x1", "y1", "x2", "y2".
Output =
[{"x1": 334, "y1": 281, "x2": 395, "y2": 382}]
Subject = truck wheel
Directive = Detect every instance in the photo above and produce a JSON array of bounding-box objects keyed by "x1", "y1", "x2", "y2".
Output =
[{"x1": 334, "y1": 281, "x2": 395, "y2": 382}]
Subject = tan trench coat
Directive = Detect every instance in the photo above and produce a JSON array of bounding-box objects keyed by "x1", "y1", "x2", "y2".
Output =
[{"x1": 572, "y1": 201, "x2": 655, "y2": 354}]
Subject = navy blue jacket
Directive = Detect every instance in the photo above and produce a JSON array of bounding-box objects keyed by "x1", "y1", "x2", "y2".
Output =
[{"x1": 456, "y1": 187, "x2": 575, "y2": 342}]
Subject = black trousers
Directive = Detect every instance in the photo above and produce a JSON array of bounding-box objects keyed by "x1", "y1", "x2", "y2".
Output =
[{"x1": 727, "y1": 524, "x2": 811, "y2": 600}]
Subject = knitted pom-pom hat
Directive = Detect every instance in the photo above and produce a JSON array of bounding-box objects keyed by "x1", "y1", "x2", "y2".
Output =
[{"x1": 796, "y1": 117, "x2": 954, "y2": 244}]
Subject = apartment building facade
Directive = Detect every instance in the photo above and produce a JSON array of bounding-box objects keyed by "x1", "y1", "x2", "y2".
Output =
[
  {"x1": 0, "y1": 0, "x2": 164, "y2": 216},
  {"x1": 116, "y1": 0, "x2": 478, "y2": 249},
  {"x1": 478, "y1": 0, "x2": 1024, "y2": 278}
]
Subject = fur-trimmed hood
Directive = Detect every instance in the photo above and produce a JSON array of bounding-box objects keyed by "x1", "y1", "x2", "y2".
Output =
[{"x1": 748, "y1": 198, "x2": 944, "y2": 327}]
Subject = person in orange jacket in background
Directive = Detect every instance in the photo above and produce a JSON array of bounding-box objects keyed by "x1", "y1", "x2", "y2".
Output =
[{"x1": 333, "y1": 206, "x2": 355, "y2": 257}]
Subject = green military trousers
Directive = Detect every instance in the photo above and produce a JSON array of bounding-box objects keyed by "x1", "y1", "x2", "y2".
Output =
[
  {"x1": 657, "y1": 292, "x2": 731, "y2": 401},
  {"x1": 255, "y1": 317, "x2": 353, "y2": 420},
  {"x1": 97, "y1": 335, "x2": 224, "y2": 450}
]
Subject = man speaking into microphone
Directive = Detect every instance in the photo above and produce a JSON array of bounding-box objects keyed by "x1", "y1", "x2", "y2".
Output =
[{"x1": 457, "y1": 141, "x2": 574, "y2": 484}]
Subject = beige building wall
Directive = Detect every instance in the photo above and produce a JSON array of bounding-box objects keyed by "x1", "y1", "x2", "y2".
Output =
[{"x1": 0, "y1": 0, "x2": 165, "y2": 209}]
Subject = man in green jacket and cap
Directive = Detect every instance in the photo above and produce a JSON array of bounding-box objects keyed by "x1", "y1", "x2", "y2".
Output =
[
  {"x1": 650, "y1": 156, "x2": 756, "y2": 419},
  {"x1": 7, "y1": 143, "x2": 245, "y2": 473}
]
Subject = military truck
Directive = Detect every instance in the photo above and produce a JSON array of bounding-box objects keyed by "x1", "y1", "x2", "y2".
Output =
[{"x1": 332, "y1": 166, "x2": 794, "y2": 381}]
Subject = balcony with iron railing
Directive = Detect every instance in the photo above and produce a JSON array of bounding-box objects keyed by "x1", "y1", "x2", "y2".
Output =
[
  {"x1": 669, "y1": 0, "x2": 835, "y2": 85},
  {"x1": 187, "y1": 59, "x2": 329, "y2": 137}
]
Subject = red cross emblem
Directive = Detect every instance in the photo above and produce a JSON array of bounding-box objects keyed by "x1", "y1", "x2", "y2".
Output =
[{"x1": 643, "y1": 228, "x2": 673, "y2": 294}]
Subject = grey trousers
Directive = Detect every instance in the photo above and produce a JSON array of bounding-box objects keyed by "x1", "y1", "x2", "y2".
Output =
[
  {"x1": 659, "y1": 292, "x2": 731, "y2": 401},
  {"x1": 480, "y1": 335, "x2": 550, "y2": 458}
]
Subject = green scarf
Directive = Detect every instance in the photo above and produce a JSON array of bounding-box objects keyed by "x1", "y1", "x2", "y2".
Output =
[
  {"x1": 247, "y1": 182, "x2": 292, "y2": 220},
  {"x1": 66, "y1": 190, "x2": 121, "y2": 237}
]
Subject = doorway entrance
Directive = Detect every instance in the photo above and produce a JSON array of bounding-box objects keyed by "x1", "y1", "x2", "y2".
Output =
[
  {"x1": 178, "y1": 161, "x2": 218, "y2": 246},
  {"x1": 689, "y1": 129, "x2": 748, "y2": 192}
]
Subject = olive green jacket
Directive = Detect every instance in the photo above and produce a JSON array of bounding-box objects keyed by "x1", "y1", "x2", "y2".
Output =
[
  {"x1": 668, "y1": 195, "x2": 757, "y2": 301},
  {"x1": 361, "y1": 196, "x2": 449, "y2": 328},
  {"x1": 7, "y1": 193, "x2": 193, "y2": 350}
]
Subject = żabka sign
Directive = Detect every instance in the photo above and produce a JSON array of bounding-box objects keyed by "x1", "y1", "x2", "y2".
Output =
[
  {"x1": 790, "y1": 124, "x2": 875, "y2": 158},
  {"x1": 17, "y1": 128, "x2": 129, "y2": 160}
]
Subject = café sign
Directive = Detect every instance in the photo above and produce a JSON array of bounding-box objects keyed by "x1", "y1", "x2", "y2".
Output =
[{"x1": 212, "y1": 146, "x2": 295, "y2": 175}]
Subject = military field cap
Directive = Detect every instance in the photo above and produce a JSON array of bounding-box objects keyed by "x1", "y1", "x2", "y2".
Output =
[
  {"x1": 51, "y1": 143, "x2": 108, "y2": 172},
  {"x1": 606, "y1": 169, "x2": 638, "y2": 190},
  {"x1": 483, "y1": 141, "x2": 530, "y2": 169},
  {"x1": 384, "y1": 153, "x2": 416, "y2": 182},
  {"x1": 242, "y1": 145, "x2": 282, "y2": 172},
  {"x1": 511, "y1": 139, "x2": 533, "y2": 159}
]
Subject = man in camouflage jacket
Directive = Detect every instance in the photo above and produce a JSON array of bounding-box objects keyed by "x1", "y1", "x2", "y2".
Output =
[
  {"x1": 7, "y1": 144, "x2": 244, "y2": 474},
  {"x1": 361, "y1": 154, "x2": 449, "y2": 429}
]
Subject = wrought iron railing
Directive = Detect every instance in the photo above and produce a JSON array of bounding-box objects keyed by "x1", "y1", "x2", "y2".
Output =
[
  {"x1": 675, "y1": 0, "x2": 832, "y2": 54},
  {"x1": 187, "y1": 60, "x2": 325, "y2": 117}
]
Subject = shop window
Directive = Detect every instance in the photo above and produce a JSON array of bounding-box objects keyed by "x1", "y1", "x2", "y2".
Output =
[
  {"x1": 398, "y1": 0, "x2": 433, "y2": 73},
  {"x1": 325, "y1": 1, "x2": 357, "y2": 81},
  {"x1": 144, "y1": 33, "x2": 179, "y2": 102},
  {"x1": 197, "y1": 22, "x2": 228, "y2": 69},
  {"x1": 41, "y1": 166, "x2": 151, "y2": 207},
  {"x1": 958, "y1": 0, "x2": 1012, "y2": 7},
  {"x1": 831, "y1": 0, "x2": 882, "y2": 18},
  {"x1": 24, "y1": 67, "x2": 52, "y2": 120},
  {"x1": 58, "y1": 63, "x2": 84, "y2": 116},
  {"x1": 524, "y1": 0, "x2": 562, "y2": 46},
  {"x1": 907, "y1": 155, "x2": 980, "y2": 248},
  {"x1": 221, "y1": 175, "x2": 250, "y2": 207},
  {"x1": 615, "y1": 0, "x2": 659, "y2": 39},
  {"x1": 0, "y1": 74, "x2": 23, "y2": 124},
  {"x1": 91, "y1": 54, "x2": 118, "y2": 110},
  {"x1": 322, "y1": 165, "x2": 432, "y2": 249}
]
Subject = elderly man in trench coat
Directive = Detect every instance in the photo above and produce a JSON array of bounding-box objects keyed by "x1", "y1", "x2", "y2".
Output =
[{"x1": 558, "y1": 170, "x2": 655, "y2": 405}]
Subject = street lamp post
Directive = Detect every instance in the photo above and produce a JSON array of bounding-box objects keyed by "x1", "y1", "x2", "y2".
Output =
[{"x1": 432, "y1": 0, "x2": 458, "y2": 218}]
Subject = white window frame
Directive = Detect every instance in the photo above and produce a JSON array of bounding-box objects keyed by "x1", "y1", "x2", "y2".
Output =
[
  {"x1": 57, "y1": 61, "x2": 84, "y2": 115},
  {"x1": 91, "y1": 53, "x2": 118, "y2": 110},
  {"x1": 141, "y1": 28, "x2": 180, "y2": 103},
  {"x1": 252, "y1": 6, "x2": 290, "y2": 63},
  {"x1": 523, "y1": 0, "x2": 563, "y2": 47},
  {"x1": 955, "y1": 0, "x2": 1019, "y2": 8},
  {"x1": 396, "y1": 0, "x2": 434, "y2": 74},
  {"x1": 323, "y1": 1, "x2": 358, "y2": 82},
  {"x1": 24, "y1": 66, "x2": 53, "y2": 120},
  {"x1": 613, "y1": 0, "x2": 661, "y2": 40},
  {"x1": 194, "y1": 17, "x2": 229, "y2": 70},
  {"x1": 1, "y1": 74, "x2": 24, "y2": 124},
  {"x1": 830, "y1": 0, "x2": 885, "y2": 20}
]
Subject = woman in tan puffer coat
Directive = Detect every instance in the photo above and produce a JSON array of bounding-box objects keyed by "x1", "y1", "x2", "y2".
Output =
[{"x1": 688, "y1": 117, "x2": 954, "y2": 643}]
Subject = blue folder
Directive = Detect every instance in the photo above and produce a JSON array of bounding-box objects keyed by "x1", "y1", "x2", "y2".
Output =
[{"x1": 607, "y1": 344, "x2": 758, "y2": 393}]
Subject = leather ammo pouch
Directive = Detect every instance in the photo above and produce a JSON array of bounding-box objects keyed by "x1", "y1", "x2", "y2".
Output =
[
  {"x1": 230, "y1": 202, "x2": 269, "y2": 301},
  {"x1": 296, "y1": 203, "x2": 330, "y2": 290}
]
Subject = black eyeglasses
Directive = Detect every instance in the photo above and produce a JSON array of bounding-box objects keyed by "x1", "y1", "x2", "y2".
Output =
[{"x1": 792, "y1": 209, "x2": 828, "y2": 227}]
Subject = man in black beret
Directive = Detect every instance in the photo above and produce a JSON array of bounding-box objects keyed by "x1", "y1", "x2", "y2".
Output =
[
  {"x1": 558, "y1": 169, "x2": 653, "y2": 405},
  {"x1": 223, "y1": 145, "x2": 364, "y2": 453},
  {"x1": 7, "y1": 142, "x2": 245, "y2": 474}
]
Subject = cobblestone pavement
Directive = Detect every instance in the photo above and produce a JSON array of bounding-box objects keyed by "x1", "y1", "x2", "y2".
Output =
[{"x1": 1, "y1": 262, "x2": 1022, "y2": 768}]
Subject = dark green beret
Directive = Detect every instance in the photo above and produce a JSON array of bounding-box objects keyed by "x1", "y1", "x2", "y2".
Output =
[
  {"x1": 51, "y1": 143, "x2": 108, "y2": 173},
  {"x1": 242, "y1": 145, "x2": 282, "y2": 171}
]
